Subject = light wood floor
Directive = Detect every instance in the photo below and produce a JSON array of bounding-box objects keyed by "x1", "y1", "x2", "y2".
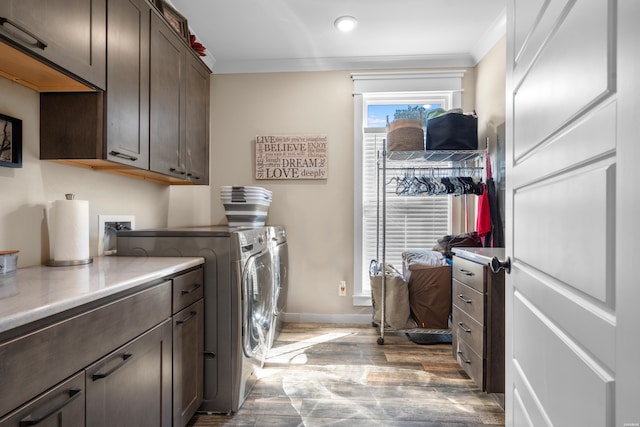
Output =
[{"x1": 188, "y1": 323, "x2": 505, "y2": 427}]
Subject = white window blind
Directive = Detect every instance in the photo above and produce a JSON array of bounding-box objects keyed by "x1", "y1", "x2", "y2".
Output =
[
  {"x1": 360, "y1": 130, "x2": 451, "y2": 293},
  {"x1": 352, "y1": 71, "x2": 463, "y2": 306}
]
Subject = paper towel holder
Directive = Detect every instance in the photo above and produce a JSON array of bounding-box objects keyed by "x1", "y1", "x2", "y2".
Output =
[{"x1": 46, "y1": 194, "x2": 93, "y2": 267}]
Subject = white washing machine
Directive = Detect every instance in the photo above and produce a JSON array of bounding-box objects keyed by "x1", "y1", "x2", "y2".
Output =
[
  {"x1": 116, "y1": 226, "x2": 275, "y2": 414},
  {"x1": 268, "y1": 226, "x2": 288, "y2": 348},
  {"x1": 233, "y1": 227, "x2": 275, "y2": 371}
]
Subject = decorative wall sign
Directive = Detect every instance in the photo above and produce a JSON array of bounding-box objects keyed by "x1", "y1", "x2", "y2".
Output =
[
  {"x1": 0, "y1": 113, "x2": 22, "y2": 168},
  {"x1": 256, "y1": 134, "x2": 328, "y2": 180}
]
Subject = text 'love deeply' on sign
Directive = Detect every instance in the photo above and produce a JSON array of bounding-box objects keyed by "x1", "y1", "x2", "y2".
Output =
[{"x1": 255, "y1": 135, "x2": 328, "y2": 180}]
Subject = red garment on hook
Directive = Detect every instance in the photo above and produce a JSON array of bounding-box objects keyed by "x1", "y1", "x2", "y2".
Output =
[{"x1": 476, "y1": 183, "x2": 491, "y2": 237}]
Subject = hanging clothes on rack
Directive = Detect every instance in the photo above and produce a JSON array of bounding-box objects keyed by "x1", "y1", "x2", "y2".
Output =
[
  {"x1": 374, "y1": 147, "x2": 486, "y2": 345},
  {"x1": 389, "y1": 172, "x2": 483, "y2": 196}
]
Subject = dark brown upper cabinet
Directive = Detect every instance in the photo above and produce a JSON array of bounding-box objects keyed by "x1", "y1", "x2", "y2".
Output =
[
  {"x1": 150, "y1": 13, "x2": 209, "y2": 184},
  {"x1": 105, "y1": 0, "x2": 151, "y2": 170},
  {"x1": 0, "y1": 0, "x2": 106, "y2": 91},
  {"x1": 185, "y1": 55, "x2": 211, "y2": 184},
  {"x1": 40, "y1": 0, "x2": 211, "y2": 185}
]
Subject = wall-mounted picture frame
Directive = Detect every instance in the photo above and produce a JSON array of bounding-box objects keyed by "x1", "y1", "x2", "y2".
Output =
[
  {"x1": 0, "y1": 113, "x2": 22, "y2": 168},
  {"x1": 160, "y1": 2, "x2": 189, "y2": 41}
]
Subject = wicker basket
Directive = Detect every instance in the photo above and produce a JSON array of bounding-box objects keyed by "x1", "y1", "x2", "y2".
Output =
[{"x1": 387, "y1": 118, "x2": 424, "y2": 151}]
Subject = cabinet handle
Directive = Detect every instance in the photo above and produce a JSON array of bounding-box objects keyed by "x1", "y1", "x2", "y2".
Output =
[
  {"x1": 18, "y1": 388, "x2": 82, "y2": 426},
  {"x1": 457, "y1": 350, "x2": 471, "y2": 364},
  {"x1": 457, "y1": 294, "x2": 472, "y2": 304},
  {"x1": 457, "y1": 321, "x2": 472, "y2": 333},
  {"x1": 176, "y1": 310, "x2": 197, "y2": 325},
  {"x1": 109, "y1": 151, "x2": 138, "y2": 161},
  {"x1": 458, "y1": 268, "x2": 474, "y2": 276},
  {"x1": 0, "y1": 17, "x2": 48, "y2": 50},
  {"x1": 169, "y1": 167, "x2": 186, "y2": 175},
  {"x1": 92, "y1": 352, "x2": 133, "y2": 381},
  {"x1": 181, "y1": 283, "x2": 201, "y2": 295}
]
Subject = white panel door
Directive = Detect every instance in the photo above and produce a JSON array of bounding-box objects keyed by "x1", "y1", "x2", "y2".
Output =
[{"x1": 505, "y1": 0, "x2": 640, "y2": 425}]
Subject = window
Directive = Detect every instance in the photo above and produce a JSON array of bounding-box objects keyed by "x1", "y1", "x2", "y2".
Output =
[{"x1": 352, "y1": 71, "x2": 464, "y2": 306}]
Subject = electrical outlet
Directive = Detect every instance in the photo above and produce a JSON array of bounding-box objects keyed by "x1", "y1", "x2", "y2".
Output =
[
  {"x1": 339, "y1": 280, "x2": 347, "y2": 296},
  {"x1": 98, "y1": 215, "x2": 135, "y2": 256}
]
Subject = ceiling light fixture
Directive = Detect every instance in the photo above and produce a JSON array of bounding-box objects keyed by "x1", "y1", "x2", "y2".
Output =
[{"x1": 334, "y1": 16, "x2": 357, "y2": 32}]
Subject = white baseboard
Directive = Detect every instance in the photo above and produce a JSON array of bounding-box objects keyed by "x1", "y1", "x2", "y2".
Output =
[{"x1": 283, "y1": 312, "x2": 373, "y2": 325}]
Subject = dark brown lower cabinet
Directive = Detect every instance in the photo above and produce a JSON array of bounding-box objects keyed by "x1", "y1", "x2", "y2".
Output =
[
  {"x1": 85, "y1": 319, "x2": 173, "y2": 427},
  {"x1": 0, "y1": 267, "x2": 204, "y2": 426},
  {"x1": 173, "y1": 299, "x2": 204, "y2": 427},
  {"x1": 0, "y1": 372, "x2": 85, "y2": 427},
  {"x1": 451, "y1": 253, "x2": 505, "y2": 394}
]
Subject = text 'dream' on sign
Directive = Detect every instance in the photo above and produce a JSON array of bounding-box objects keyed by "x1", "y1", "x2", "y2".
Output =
[{"x1": 255, "y1": 135, "x2": 328, "y2": 180}]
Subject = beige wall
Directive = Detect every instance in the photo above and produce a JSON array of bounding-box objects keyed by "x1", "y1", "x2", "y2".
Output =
[
  {"x1": 0, "y1": 78, "x2": 172, "y2": 267},
  {"x1": 209, "y1": 67, "x2": 490, "y2": 321},
  {"x1": 475, "y1": 36, "x2": 507, "y2": 237},
  {"x1": 476, "y1": 36, "x2": 506, "y2": 155},
  {"x1": 210, "y1": 71, "x2": 364, "y2": 320},
  {"x1": 453, "y1": 37, "x2": 507, "y2": 237}
]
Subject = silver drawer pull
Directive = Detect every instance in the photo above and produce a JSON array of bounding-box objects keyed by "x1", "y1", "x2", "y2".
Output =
[
  {"x1": 457, "y1": 350, "x2": 471, "y2": 364},
  {"x1": 458, "y1": 268, "x2": 474, "y2": 276},
  {"x1": 457, "y1": 294, "x2": 472, "y2": 304},
  {"x1": 457, "y1": 321, "x2": 472, "y2": 333}
]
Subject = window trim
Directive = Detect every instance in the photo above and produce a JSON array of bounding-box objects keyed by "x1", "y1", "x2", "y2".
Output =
[{"x1": 351, "y1": 71, "x2": 465, "y2": 306}]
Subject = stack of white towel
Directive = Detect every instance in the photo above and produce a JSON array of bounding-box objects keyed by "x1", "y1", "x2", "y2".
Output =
[{"x1": 220, "y1": 186, "x2": 272, "y2": 227}]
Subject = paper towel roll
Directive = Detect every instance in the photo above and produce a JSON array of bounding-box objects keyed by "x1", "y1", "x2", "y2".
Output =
[{"x1": 47, "y1": 199, "x2": 91, "y2": 265}]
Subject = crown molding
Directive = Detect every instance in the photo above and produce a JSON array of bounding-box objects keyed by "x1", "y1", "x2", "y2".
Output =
[
  {"x1": 470, "y1": 7, "x2": 507, "y2": 64},
  {"x1": 211, "y1": 53, "x2": 476, "y2": 75}
]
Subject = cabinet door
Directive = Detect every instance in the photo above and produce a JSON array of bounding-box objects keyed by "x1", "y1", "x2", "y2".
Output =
[
  {"x1": 173, "y1": 299, "x2": 204, "y2": 427},
  {"x1": 0, "y1": 0, "x2": 106, "y2": 89},
  {"x1": 0, "y1": 372, "x2": 85, "y2": 427},
  {"x1": 105, "y1": 0, "x2": 150, "y2": 169},
  {"x1": 185, "y1": 54, "x2": 210, "y2": 184},
  {"x1": 86, "y1": 319, "x2": 172, "y2": 427},
  {"x1": 150, "y1": 13, "x2": 186, "y2": 179},
  {"x1": 0, "y1": 281, "x2": 171, "y2": 418}
]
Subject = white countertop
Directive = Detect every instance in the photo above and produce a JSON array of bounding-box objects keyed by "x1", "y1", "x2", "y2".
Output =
[
  {"x1": 0, "y1": 256, "x2": 204, "y2": 335},
  {"x1": 451, "y1": 247, "x2": 505, "y2": 265}
]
